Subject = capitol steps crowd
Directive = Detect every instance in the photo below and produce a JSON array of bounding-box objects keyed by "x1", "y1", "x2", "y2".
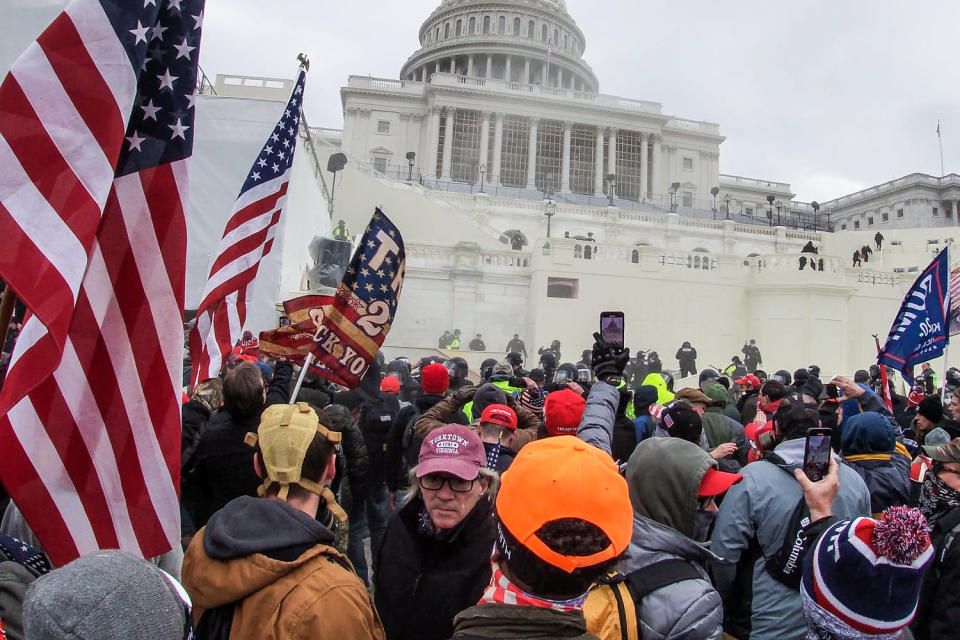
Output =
[{"x1": 2, "y1": 332, "x2": 960, "y2": 640}]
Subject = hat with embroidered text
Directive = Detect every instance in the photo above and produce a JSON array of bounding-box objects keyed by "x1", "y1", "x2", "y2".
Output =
[
  {"x1": 734, "y1": 374, "x2": 761, "y2": 389},
  {"x1": 416, "y1": 424, "x2": 487, "y2": 480},
  {"x1": 480, "y1": 403, "x2": 517, "y2": 430}
]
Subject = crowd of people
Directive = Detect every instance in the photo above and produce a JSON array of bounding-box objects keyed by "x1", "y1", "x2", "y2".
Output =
[{"x1": 2, "y1": 329, "x2": 960, "y2": 640}]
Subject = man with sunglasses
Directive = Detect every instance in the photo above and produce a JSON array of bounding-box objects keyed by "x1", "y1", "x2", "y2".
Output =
[{"x1": 375, "y1": 425, "x2": 497, "y2": 640}]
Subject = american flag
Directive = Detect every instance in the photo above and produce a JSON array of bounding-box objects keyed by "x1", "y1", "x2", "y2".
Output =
[
  {"x1": 309, "y1": 209, "x2": 405, "y2": 388},
  {"x1": 189, "y1": 69, "x2": 307, "y2": 388},
  {"x1": 0, "y1": 0, "x2": 204, "y2": 566}
]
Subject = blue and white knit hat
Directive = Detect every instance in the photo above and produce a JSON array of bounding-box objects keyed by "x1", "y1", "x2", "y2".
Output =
[{"x1": 801, "y1": 507, "x2": 933, "y2": 636}]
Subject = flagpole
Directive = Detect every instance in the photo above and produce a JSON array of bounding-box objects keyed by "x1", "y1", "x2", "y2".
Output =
[
  {"x1": 943, "y1": 242, "x2": 952, "y2": 403},
  {"x1": 939, "y1": 120, "x2": 945, "y2": 177},
  {"x1": 289, "y1": 352, "x2": 315, "y2": 403}
]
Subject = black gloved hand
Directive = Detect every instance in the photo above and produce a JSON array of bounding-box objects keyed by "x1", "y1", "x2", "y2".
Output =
[{"x1": 591, "y1": 332, "x2": 630, "y2": 385}]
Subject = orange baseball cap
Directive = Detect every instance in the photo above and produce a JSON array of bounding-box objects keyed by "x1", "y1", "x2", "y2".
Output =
[{"x1": 496, "y1": 435, "x2": 632, "y2": 573}]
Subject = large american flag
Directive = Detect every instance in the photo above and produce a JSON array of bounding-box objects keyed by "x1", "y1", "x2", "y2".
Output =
[
  {"x1": 0, "y1": 0, "x2": 204, "y2": 566},
  {"x1": 189, "y1": 69, "x2": 306, "y2": 388}
]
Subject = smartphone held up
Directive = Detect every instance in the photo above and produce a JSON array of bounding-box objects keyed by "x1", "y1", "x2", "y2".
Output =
[
  {"x1": 802, "y1": 428, "x2": 832, "y2": 482},
  {"x1": 600, "y1": 311, "x2": 624, "y2": 349}
]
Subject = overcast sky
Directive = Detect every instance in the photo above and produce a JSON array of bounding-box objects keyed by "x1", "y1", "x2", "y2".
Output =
[{"x1": 4, "y1": 0, "x2": 959, "y2": 202}]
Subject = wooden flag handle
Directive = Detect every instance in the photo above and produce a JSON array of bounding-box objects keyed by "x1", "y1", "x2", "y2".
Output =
[{"x1": 0, "y1": 285, "x2": 17, "y2": 351}]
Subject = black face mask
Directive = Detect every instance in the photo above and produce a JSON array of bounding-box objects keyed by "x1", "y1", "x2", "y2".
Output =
[{"x1": 694, "y1": 508, "x2": 716, "y2": 542}]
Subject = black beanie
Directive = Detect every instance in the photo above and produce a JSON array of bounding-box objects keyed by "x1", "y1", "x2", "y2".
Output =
[{"x1": 917, "y1": 396, "x2": 944, "y2": 424}]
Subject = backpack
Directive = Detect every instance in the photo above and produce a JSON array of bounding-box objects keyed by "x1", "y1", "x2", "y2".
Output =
[
  {"x1": 358, "y1": 394, "x2": 400, "y2": 476},
  {"x1": 584, "y1": 559, "x2": 704, "y2": 640},
  {"x1": 400, "y1": 410, "x2": 423, "y2": 477}
]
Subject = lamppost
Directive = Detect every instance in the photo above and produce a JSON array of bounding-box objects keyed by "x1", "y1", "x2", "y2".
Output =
[
  {"x1": 766, "y1": 194, "x2": 775, "y2": 226},
  {"x1": 544, "y1": 197, "x2": 556, "y2": 238},
  {"x1": 670, "y1": 182, "x2": 681, "y2": 212},
  {"x1": 775, "y1": 200, "x2": 782, "y2": 226},
  {"x1": 605, "y1": 173, "x2": 616, "y2": 206},
  {"x1": 405, "y1": 151, "x2": 416, "y2": 182},
  {"x1": 723, "y1": 193, "x2": 732, "y2": 220},
  {"x1": 811, "y1": 201, "x2": 820, "y2": 231},
  {"x1": 711, "y1": 186, "x2": 719, "y2": 219},
  {"x1": 479, "y1": 163, "x2": 486, "y2": 193}
]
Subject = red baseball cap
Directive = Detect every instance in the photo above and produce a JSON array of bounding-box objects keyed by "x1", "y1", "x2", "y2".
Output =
[
  {"x1": 734, "y1": 374, "x2": 761, "y2": 389},
  {"x1": 698, "y1": 467, "x2": 743, "y2": 497},
  {"x1": 480, "y1": 403, "x2": 517, "y2": 430},
  {"x1": 417, "y1": 425, "x2": 487, "y2": 479},
  {"x1": 380, "y1": 377, "x2": 400, "y2": 394},
  {"x1": 421, "y1": 362, "x2": 450, "y2": 394},
  {"x1": 544, "y1": 389, "x2": 586, "y2": 436}
]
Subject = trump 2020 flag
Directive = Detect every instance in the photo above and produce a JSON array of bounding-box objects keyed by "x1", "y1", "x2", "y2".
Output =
[
  {"x1": 307, "y1": 209, "x2": 405, "y2": 387},
  {"x1": 878, "y1": 249, "x2": 950, "y2": 385}
]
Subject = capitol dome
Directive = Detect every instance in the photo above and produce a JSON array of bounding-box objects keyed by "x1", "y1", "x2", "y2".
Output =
[{"x1": 400, "y1": 0, "x2": 598, "y2": 93}]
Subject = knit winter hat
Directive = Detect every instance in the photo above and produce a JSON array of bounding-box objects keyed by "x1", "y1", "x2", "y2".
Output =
[
  {"x1": 519, "y1": 387, "x2": 545, "y2": 417},
  {"x1": 421, "y1": 362, "x2": 450, "y2": 394},
  {"x1": 661, "y1": 403, "x2": 702, "y2": 444},
  {"x1": 493, "y1": 360, "x2": 514, "y2": 376},
  {"x1": 702, "y1": 382, "x2": 728, "y2": 406},
  {"x1": 801, "y1": 507, "x2": 933, "y2": 636},
  {"x1": 544, "y1": 388, "x2": 586, "y2": 436},
  {"x1": 917, "y1": 395, "x2": 943, "y2": 424},
  {"x1": 23, "y1": 550, "x2": 190, "y2": 640}
]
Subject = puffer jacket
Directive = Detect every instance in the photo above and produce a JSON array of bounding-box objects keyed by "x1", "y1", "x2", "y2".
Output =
[
  {"x1": 182, "y1": 496, "x2": 384, "y2": 640},
  {"x1": 710, "y1": 439, "x2": 871, "y2": 640},
  {"x1": 578, "y1": 385, "x2": 723, "y2": 640},
  {"x1": 839, "y1": 411, "x2": 911, "y2": 517}
]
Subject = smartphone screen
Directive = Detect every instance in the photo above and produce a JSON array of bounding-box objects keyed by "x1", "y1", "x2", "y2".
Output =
[
  {"x1": 803, "y1": 429, "x2": 832, "y2": 482},
  {"x1": 600, "y1": 311, "x2": 624, "y2": 348}
]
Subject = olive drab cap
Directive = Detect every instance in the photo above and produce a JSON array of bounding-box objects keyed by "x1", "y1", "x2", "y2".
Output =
[{"x1": 245, "y1": 402, "x2": 344, "y2": 515}]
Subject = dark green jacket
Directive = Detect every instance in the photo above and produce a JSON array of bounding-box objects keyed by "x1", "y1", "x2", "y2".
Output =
[{"x1": 450, "y1": 604, "x2": 597, "y2": 639}]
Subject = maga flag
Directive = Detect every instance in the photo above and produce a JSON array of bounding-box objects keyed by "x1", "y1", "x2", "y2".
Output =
[
  {"x1": 878, "y1": 249, "x2": 950, "y2": 385},
  {"x1": 307, "y1": 209, "x2": 405, "y2": 387}
]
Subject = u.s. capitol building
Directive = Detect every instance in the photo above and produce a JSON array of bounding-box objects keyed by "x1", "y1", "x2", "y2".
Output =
[{"x1": 208, "y1": 0, "x2": 958, "y2": 377}]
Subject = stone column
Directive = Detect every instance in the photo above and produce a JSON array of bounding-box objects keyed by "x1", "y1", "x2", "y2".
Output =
[
  {"x1": 467, "y1": 55, "x2": 474, "y2": 76},
  {"x1": 639, "y1": 132, "x2": 648, "y2": 200},
  {"x1": 541, "y1": 62, "x2": 548, "y2": 85},
  {"x1": 449, "y1": 57, "x2": 456, "y2": 73},
  {"x1": 557, "y1": 67, "x2": 564, "y2": 89},
  {"x1": 526, "y1": 117, "x2": 539, "y2": 189},
  {"x1": 479, "y1": 111, "x2": 491, "y2": 175},
  {"x1": 607, "y1": 128, "x2": 617, "y2": 185},
  {"x1": 492, "y1": 112, "x2": 503, "y2": 185},
  {"x1": 486, "y1": 54, "x2": 493, "y2": 79},
  {"x1": 505, "y1": 55, "x2": 512, "y2": 81},
  {"x1": 560, "y1": 121, "x2": 572, "y2": 193},
  {"x1": 651, "y1": 134, "x2": 662, "y2": 201},
  {"x1": 594, "y1": 125, "x2": 604, "y2": 196},
  {"x1": 441, "y1": 108, "x2": 455, "y2": 180},
  {"x1": 524, "y1": 58, "x2": 530, "y2": 84}
]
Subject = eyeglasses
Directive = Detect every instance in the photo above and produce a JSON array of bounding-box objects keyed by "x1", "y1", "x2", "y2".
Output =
[{"x1": 419, "y1": 475, "x2": 477, "y2": 493}]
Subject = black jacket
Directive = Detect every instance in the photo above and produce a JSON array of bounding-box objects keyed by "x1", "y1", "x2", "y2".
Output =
[
  {"x1": 374, "y1": 495, "x2": 496, "y2": 640},
  {"x1": 183, "y1": 408, "x2": 262, "y2": 530},
  {"x1": 318, "y1": 404, "x2": 371, "y2": 503},
  {"x1": 912, "y1": 505, "x2": 960, "y2": 640},
  {"x1": 676, "y1": 347, "x2": 697, "y2": 364},
  {"x1": 181, "y1": 399, "x2": 212, "y2": 477}
]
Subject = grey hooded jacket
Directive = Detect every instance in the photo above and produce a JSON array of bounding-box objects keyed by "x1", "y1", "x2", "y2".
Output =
[
  {"x1": 710, "y1": 438, "x2": 871, "y2": 640},
  {"x1": 578, "y1": 382, "x2": 723, "y2": 640}
]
